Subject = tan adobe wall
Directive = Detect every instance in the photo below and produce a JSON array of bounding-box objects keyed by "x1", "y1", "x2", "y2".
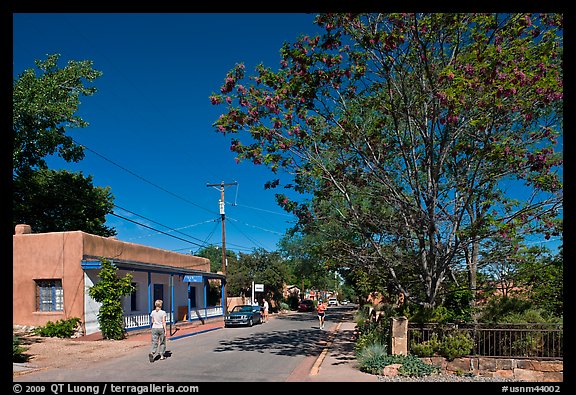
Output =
[
  {"x1": 13, "y1": 231, "x2": 86, "y2": 327},
  {"x1": 13, "y1": 228, "x2": 211, "y2": 330},
  {"x1": 81, "y1": 233, "x2": 210, "y2": 271}
]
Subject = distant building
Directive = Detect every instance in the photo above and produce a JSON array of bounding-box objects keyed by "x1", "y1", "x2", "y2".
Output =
[
  {"x1": 282, "y1": 284, "x2": 301, "y2": 300},
  {"x1": 13, "y1": 224, "x2": 225, "y2": 337}
]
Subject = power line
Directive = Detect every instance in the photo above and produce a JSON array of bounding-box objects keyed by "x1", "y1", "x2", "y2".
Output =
[
  {"x1": 75, "y1": 139, "x2": 216, "y2": 215},
  {"x1": 227, "y1": 216, "x2": 285, "y2": 236},
  {"x1": 226, "y1": 201, "x2": 294, "y2": 217},
  {"x1": 201, "y1": 217, "x2": 221, "y2": 247},
  {"x1": 114, "y1": 204, "x2": 217, "y2": 247},
  {"x1": 129, "y1": 218, "x2": 220, "y2": 241},
  {"x1": 109, "y1": 211, "x2": 207, "y2": 248},
  {"x1": 78, "y1": 140, "x2": 282, "y2": 250},
  {"x1": 227, "y1": 218, "x2": 268, "y2": 251}
]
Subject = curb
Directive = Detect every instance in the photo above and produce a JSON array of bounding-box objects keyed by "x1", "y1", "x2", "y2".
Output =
[{"x1": 310, "y1": 321, "x2": 343, "y2": 376}]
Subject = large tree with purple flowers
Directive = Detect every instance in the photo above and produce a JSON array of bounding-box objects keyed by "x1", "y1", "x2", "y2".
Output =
[{"x1": 210, "y1": 13, "x2": 563, "y2": 308}]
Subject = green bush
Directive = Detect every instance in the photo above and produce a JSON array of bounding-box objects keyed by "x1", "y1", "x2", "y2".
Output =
[
  {"x1": 356, "y1": 344, "x2": 439, "y2": 377},
  {"x1": 356, "y1": 343, "x2": 389, "y2": 374},
  {"x1": 33, "y1": 317, "x2": 81, "y2": 338},
  {"x1": 354, "y1": 320, "x2": 389, "y2": 353},
  {"x1": 13, "y1": 336, "x2": 30, "y2": 362},
  {"x1": 88, "y1": 258, "x2": 135, "y2": 340},
  {"x1": 397, "y1": 355, "x2": 440, "y2": 377},
  {"x1": 410, "y1": 331, "x2": 474, "y2": 360},
  {"x1": 410, "y1": 333, "x2": 442, "y2": 357},
  {"x1": 97, "y1": 301, "x2": 127, "y2": 340},
  {"x1": 439, "y1": 332, "x2": 474, "y2": 360},
  {"x1": 353, "y1": 304, "x2": 395, "y2": 354}
]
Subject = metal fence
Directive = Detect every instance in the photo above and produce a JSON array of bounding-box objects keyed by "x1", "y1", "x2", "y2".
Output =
[{"x1": 408, "y1": 322, "x2": 563, "y2": 359}]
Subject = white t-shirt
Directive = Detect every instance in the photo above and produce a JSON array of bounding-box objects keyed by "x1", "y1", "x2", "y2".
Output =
[
  {"x1": 150, "y1": 309, "x2": 167, "y2": 329},
  {"x1": 263, "y1": 300, "x2": 269, "y2": 311}
]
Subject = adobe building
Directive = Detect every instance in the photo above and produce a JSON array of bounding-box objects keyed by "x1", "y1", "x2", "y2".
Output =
[{"x1": 13, "y1": 224, "x2": 225, "y2": 337}]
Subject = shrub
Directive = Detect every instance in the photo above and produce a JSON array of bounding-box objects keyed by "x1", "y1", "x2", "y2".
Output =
[
  {"x1": 410, "y1": 333, "x2": 442, "y2": 357},
  {"x1": 13, "y1": 336, "x2": 29, "y2": 362},
  {"x1": 33, "y1": 317, "x2": 81, "y2": 338},
  {"x1": 88, "y1": 258, "x2": 135, "y2": 340},
  {"x1": 439, "y1": 332, "x2": 474, "y2": 360},
  {"x1": 410, "y1": 331, "x2": 474, "y2": 360},
  {"x1": 356, "y1": 343, "x2": 389, "y2": 374},
  {"x1": 356, "y1": 344, "x2": 439, "y2": 377},
  {"x1": 354, "y1": 320, "x2": 389, "y2": 353},
  {"x1": 397, "y1": 355, "x2": 440, "y2": 377}
]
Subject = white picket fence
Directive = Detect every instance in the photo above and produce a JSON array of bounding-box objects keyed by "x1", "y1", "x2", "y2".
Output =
[{"x1": 123, "y1": 307, "x2": 222, "y2": 330}]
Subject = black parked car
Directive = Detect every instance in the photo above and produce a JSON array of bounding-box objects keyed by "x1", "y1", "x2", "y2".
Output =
[{"x1": 224, "y1": 304, "x2": 262, "y2": 327}]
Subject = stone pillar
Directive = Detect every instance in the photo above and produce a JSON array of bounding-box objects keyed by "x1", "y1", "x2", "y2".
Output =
[{"x1": 390, "y1": 316, "x2": 408, "y2": 355}]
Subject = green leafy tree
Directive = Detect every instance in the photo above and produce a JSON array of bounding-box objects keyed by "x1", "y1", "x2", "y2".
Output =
[
  {"x1": 196, "y1": 245, "x2": 238, "y2": 274},
  {"x1": 88, "y1": 258, "x2": 135, "y2": 340},
  {"x1": 278, "y1": 232, "x2": 331, "y2": 297},
  {"x1": 13, "y1": 168, "x2": 115, "y2": 236},
  {"x1": 211, "y1": 13, "x2": 563, "y2": 308},
  {"x1": 13, "y1": 53, "x2": 115, "y2": 236},
  {"x1": 513, "y1": 245, "x2": 563, "y2": 317},
  {"x1": 226, "y1": 248, "x2": 291, "y2": 308},
  {"x1": 13, "y1": 54, "x2": 102, "y2": 175}
]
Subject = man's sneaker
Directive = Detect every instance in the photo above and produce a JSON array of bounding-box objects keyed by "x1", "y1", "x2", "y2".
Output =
[{"x1": 149, "y1": 353, "x2": 154, "y2": 363}]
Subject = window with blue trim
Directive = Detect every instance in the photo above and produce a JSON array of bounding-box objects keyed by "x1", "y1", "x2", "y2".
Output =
[{"x1": 35, "y1": 279, "x2": 63, "y2": 312}]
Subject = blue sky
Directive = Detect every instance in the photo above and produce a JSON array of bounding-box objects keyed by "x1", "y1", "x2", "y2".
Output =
[
  {"x1": 12, "y1": 12, "x2": 563, "y2": 256},
  {"x1": 13, "y1": 13, "x2": 324, "y2": 254}
]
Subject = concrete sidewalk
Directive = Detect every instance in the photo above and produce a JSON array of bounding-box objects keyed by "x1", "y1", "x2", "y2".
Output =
[{"x1": 289, "y1": 320, "x2": 378, "y2": 382}]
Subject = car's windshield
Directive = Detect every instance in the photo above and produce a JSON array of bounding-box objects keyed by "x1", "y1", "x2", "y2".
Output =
[{"x1": 232, "y1": 306, "x2": 253, "y2": 312}]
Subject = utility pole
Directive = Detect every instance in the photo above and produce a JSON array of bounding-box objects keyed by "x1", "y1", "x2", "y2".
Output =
[{"x1": 206, "y1": 181, "x2": 238, "y2": 314}]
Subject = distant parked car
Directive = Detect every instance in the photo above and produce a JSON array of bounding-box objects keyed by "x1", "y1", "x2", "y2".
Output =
[
  {"x1": 298, "y1": 299, "x2": 315, "y2": 312},
  {"x1": 328, "y1": 298, "x2": 338, "y2": 306},
  {"x1": 224, "y1": 304, "x2": 262, "y2": 327},
  {"x1": 341, "y1": 300, "x2": 349, "y2": 305}
]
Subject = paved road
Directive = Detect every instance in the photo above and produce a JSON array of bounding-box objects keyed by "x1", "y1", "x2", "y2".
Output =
[{"x1": 14, "y1": 308, "x2": 348, "y2": 382}]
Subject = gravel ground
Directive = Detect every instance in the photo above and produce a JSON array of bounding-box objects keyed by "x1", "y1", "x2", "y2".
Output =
[
  {"x1": 13, "y1": 333, "x2": 148, "y2": 377},
  {"x1": 375, "y1": 373, "x2": 517, "y2": 382}
]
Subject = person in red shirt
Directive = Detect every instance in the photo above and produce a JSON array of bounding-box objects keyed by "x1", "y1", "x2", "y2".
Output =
[{"x1": 317, "y1": 300, "x2": 327, "y2": 329}]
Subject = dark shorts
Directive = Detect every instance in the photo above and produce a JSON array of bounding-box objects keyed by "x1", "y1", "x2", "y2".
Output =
[{"x1": 317, "y1": 312, "x2": 325, "y2": 318}]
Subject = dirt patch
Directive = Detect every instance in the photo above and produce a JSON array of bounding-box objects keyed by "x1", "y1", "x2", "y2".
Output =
[{"x1": 14, "y1": 333, "x2": 148, "y2": 377}]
